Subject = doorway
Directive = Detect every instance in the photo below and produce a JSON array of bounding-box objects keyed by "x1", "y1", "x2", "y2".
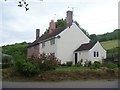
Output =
[{"x1": 75, "y1": 53, "x2": 77, "y2": 64}]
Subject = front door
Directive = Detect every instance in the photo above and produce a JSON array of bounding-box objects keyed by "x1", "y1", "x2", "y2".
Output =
[{"x1": 75, "y1": 53, "x2": 77, "y2": 64}]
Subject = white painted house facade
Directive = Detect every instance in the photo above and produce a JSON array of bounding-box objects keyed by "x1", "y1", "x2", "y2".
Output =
[
  {"x1": 74, "y1": 41, "x2": 106, "y2": 65},
  {"x1": 27, "y1": 11, "x2": 106, "y2": 65}
]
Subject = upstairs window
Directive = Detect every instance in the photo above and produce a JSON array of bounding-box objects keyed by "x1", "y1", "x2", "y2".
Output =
[
  {"x1": 50, "y1": 39, "x2": 55, "y2": 45},
  {"x1": 42, "y1": 42, "x2": 45, "y2": 48}
]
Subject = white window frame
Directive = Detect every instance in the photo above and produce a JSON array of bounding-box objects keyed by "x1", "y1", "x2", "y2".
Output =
[{"x1": 94, "y1": 51, "x2": 99, "y2": 57}]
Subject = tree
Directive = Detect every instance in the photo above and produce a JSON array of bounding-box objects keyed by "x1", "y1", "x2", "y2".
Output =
[
  {"x1": 43, "y1": 18, "x2": 90, "y2": 37},
  {"x1": 55, "y1": 18, "x2": 67, "y2": 28},
  {"x1": 89, "y1": 34, "x2": 98, "y2": 41},
  {"x1": 2, "y1": 42, "x2": 28, "y2": 60}
]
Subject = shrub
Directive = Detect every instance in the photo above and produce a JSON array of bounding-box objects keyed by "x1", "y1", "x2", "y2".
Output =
[
  {"x1": 61, "y1": 63, "x2": 66, "y2": 66},
  {"x1": 2, "y1": 63, "x2": 12, "y2": 69},
  {"x1": 94, "y1": 61, "x2": 101, "y2": 64},
  {"x1": 76, "y1": 59, "x2": 83, "y2": 66},
  {"x1": 31, "y1": 53, "x2": 60, "y2": 71},
  {"x1": 66, "y1": 61, "x2": 73, "y2": 66},
  {"x1": 14, "y1": 59, "x2": 39, "y2": 76},
  {"x1": 118, "y1": 62, "x2": 120, "y2": 67},
  {"x1": 105, "y1": 62, "x2": 118, "y2": 69},
  {"x1": 84, "y1": 60, "x2": 89, "y2": 67},
  {"x1": 90, "y1": 62, "x2": 101, "y2": 69},
  {"x1": 2, "y1": 55, "x2": 13, "y2": 64},
  {"x1": 88, "y1": 61, "x2": 92, "y2": 67}
]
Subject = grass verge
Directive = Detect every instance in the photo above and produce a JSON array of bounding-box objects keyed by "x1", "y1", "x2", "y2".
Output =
[{"x1": 2, "y1": 67, "x2": 119, "y2": 82}]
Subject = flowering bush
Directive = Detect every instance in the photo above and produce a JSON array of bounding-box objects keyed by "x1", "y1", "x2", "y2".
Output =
[{"x1": 31, "y1": 53, "x2": 60, "y2": 71}]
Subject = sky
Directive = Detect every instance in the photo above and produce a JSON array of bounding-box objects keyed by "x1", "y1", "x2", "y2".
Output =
[{"x1": 0, "y1": 0, "x2": 119, "y2": 46}]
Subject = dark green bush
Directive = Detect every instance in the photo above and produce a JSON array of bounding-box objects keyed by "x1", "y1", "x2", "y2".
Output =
[
  {"x1": 105, "y1": 62, "x2": 118, "y2": 69},
  {"x1": 66, "y1": 61, "x2": 73, "y2": 66},
  {"x1": 14, "y1": 59, "x2": 39, "y2": 76},
  {"x1": 2, "y1": 55, "x2": 13, "y2": 64},
  {"x1": 90, "y1": 62, "x2": 101, "y2": 69},
  {"x1": 2, "y1": 63, "x2": 12, "y2": 69},
  {"x1": 118, "y1": 63, "x2": 120, "y2": 67},
  {"x1": 61, "y1": 63, "x2": 67, "y2": 66},
  {"x1": 94, "y1": 61, "x2": 101, "y2": 64},
  {"x1": 88, "y1": 61, "x2": 92, "y2": 67}
]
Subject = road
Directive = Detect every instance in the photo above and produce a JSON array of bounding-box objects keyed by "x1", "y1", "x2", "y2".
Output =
[{"x1": 2, "y1": 80, "x2": 119, "y2": 88}]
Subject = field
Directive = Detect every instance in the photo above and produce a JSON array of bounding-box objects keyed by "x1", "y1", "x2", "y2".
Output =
[{"x1": 100, "y1": 40, "x2": 119, "y2": 50}]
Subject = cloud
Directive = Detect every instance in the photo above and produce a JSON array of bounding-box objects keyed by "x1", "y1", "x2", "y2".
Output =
[
  {"x1": 75, "y1": 0, "x2": 118, "y2": 34},
  {"x1": 1, "y1": 0, "x2": 119, "y2": 46}
]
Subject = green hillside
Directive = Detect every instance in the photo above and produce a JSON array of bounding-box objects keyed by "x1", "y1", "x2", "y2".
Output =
[
  {"x1": 100, "y1": 40, "x2": 119, "y2": 50},
  {"x1": 2, "y1": 42, "x2": 28, "y2": 60}
]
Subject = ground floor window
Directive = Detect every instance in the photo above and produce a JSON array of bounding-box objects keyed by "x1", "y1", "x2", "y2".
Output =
[{"x1": 94, "y1": 51, "x2": 99, "y2": 57}]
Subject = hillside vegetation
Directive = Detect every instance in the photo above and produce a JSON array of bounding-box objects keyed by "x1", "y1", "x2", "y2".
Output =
[
  {"x1": 90, "y1": 29, "x2": 119, "y2": 42},
  {"x1": 2, "y1": 42, "x2": 28, "y2": 60}
]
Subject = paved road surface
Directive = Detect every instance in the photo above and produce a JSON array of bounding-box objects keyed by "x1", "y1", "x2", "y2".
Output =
[{"x1": 2, "y1": 80, "x2": 119, "y2": 88}]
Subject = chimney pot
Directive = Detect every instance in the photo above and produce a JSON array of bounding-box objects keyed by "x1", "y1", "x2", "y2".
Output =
[
  {"x1": 66, "y1": 11, "x2": 73, "y2": 26},
  {"x1": 49, "y1": 20, "x2": 56, "y2": 33}
]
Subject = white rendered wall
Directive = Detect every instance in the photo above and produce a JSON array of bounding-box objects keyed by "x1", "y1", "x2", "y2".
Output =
[
  {"x1": 56, "y1": 23, "x2": 90, "y2": 64},
  {"x1": 40, "y1": 38, "x2": 57, "y2": 56},
  {"x1": 89, "y1": 41, "x2": 106, "y2": 63},
  {"x1": 77, "y1": 51, "x2": 90, "y2": 65}
]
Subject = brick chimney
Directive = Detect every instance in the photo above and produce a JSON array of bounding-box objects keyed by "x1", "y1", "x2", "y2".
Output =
[
  {"x1": 66, "y1": 11, "x2": 73, "y2": 26},
  {"x1": 49, "y1": 20, "x2": 56, "y2": 34},
  {"x1": 36, "y1": 29, "x2": 40, "y2": 40}
]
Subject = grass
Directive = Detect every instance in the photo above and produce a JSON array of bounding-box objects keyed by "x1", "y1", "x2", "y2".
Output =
[
  {"x1": 100, "y1": 40, "x2": 119, "y2": 50},
  {"x1": 2, "y1": 66, "x2": 119, "y2": 82},
  {"x1": 56, "y1": 66, "x2": 88, "y2": 71}
]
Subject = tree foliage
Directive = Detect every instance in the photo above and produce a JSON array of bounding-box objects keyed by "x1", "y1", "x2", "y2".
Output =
[
  {"x1": 43, "y1": 18, "x2": 90, "y2": 37},
  {"x1": 55, "y1": 18, "x2": 67, "y2": 28},
  {"x1": 2, "y1": 42, "x2": 28, "y2": 60}
]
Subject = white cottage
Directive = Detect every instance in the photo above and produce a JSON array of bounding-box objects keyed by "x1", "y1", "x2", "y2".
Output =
[
  {"x1": 74, "y1": 41, "x2": 106, "y2": 65},
  {"x1": 27, "y1": 11, "x2": 106, "y2": 65}
]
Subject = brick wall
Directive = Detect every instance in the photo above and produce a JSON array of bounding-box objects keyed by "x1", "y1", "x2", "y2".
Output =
[{"x1": 27, "y1": 44, "x2": 39, "y2": 58}]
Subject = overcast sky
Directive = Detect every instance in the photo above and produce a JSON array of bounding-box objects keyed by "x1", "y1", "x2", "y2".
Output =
[{"x1": 0, "y1": 0, "x2": 119, "y2": 46}]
